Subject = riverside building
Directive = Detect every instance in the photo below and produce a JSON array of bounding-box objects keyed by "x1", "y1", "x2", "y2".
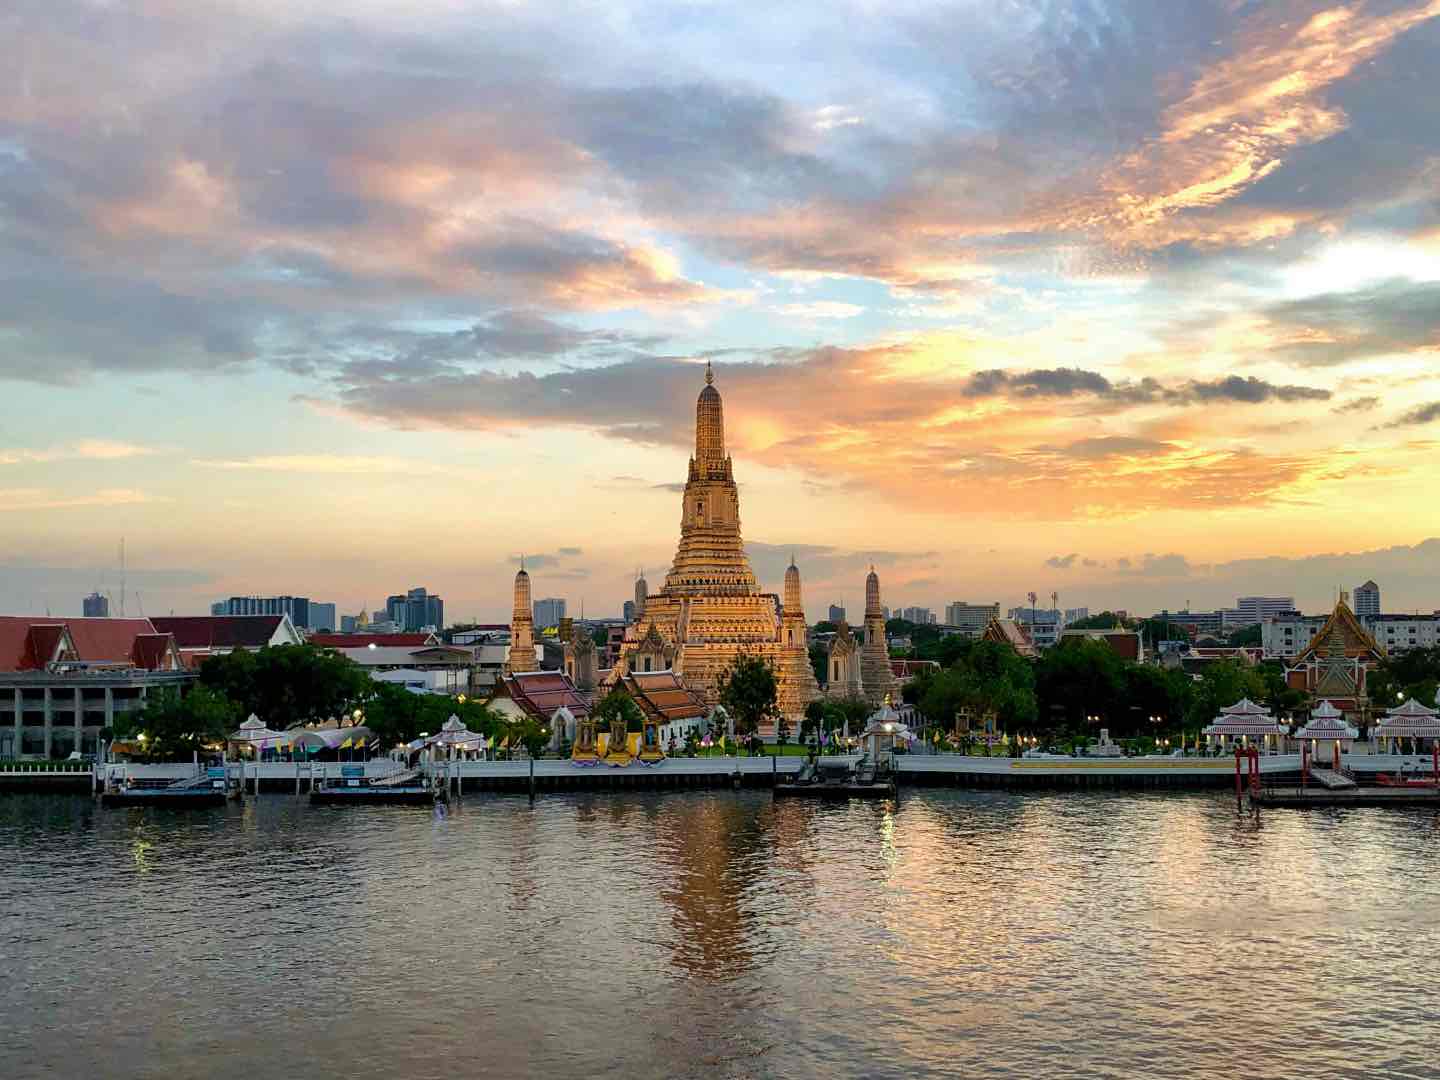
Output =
[{"x1": 0, "y1": 616, "x2": 194, "y2": 759}]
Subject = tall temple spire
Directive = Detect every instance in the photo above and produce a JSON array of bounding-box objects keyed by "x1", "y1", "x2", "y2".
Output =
[
  {"x1": 506, "y1": 561, "x2": 535, "y2": 674},
  {"x1": 695, "y1": 360, "x2": 725, "y2": 469}
]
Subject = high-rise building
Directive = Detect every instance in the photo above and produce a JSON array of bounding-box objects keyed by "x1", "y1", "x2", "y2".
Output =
[
  {"x1": 1064, "y1": 607, "x2": 1090, "y2": 625},
  {"x1": 945, "y1": 601, "x2": 999, "y2": 631},
  {"x1": 386, "y1": 587, "x2": 444, "y2": 632},
  {"x1": 307, "y1": 602, "x2": 337, "y2": 633},
  {"x1": 216, "y1": 595, "x2": 333, "y2": 629},
  {"x1": 82, "y1": 592, "x2": 109, "y2": 618},
  {"x1": 622, "y1": 600, "x2": 636, "y2": 623},
  {"x1": 827, "y1": 603, "x2": 846, "y2": 624},
  {"x1": 533, "y1": 597, "x2": 566, "y2": 629},
  {"x1": 1235, "y1": 596, "x2": 1297, "y2": 625},
  {"x1": 900, "y1": 606, "x2": 935, "y2": 624},
  {"x1": 1354, "y1": 581, "x2": 1380, "y2": 618}
]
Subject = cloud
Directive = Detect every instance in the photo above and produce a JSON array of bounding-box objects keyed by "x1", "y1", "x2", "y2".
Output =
[
  {"x1": 1382, "y1": 402, "x2": 1440, "y2": 428},
  {"x1": 776, "y1": 302, "x2": 864, "y2": 319},
  {"x1": 1333, "y1": 396, "x2": 1381, "y2": 415},
  {"x1": 1120, "y1": 553, "x2": 1193, "y2": 578},
  {"x1": 1257, "y1": 279, "x2": 1440, "y2": 367},
  {"x1": 959, "y1": 368, "x2": 1328, "y2": 405},
  {"x1": 0, "y1": 440, "x2": 159, "y2": 465},
  {"x1": 1046, "y1": 554, "x2": 1079, "y2": 569},
  {"x1": 191, "y1": 455, "x2": 461, "y2": 476},
  {"x1": 0, "y1": 488, "x2": 168, "y2": 511}
]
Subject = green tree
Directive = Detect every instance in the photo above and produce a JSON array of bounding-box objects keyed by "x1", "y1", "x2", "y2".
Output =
[
  {"x1": 1136, "y1": 619, "x2": 1191, "y2": 648},
  {"x1": 1035, "y1": 638, "x2": 1126, "y2": 728},
  {"x1": 200, "y1": 644, "x2": 370, "y2": 727},
  {"x1": 1185, "y1": 659, "x2": 1269, "y2": 728},
  {"x1": 593, "y1": 689, "x2": 645, "y2": 733},
  {"x1": 718, "y1": 654, "x2": 780, "y2": 737},
  {"x1": 1117, "y1": 664, "x2": 1193, "y2": 737},
  {"x1": 809, "y1": 641, "x2": 829, "y2": 686},
  {"x1": 1067, "y1": 611, "x2": 1127, "y2": 630},
  {"x1": 1227, "y1": 625, "x2": 1263, "y2": 647},
  {"x1": 118, "y1": 686, "x2": 240, "y2": 761},
  {"x1": 776, "y1": 715, "x2": 791, "y2": 747}
]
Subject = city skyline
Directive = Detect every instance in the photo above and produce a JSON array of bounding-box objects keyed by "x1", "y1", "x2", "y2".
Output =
[{"x1": 5, "y1": 1, "x2": 1440, "y2": 619}]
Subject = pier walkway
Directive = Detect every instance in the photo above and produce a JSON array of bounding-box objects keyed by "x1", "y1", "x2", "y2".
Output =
[{"x1": 1307, "y1": 768, "x2": 1356, "y2": 790}]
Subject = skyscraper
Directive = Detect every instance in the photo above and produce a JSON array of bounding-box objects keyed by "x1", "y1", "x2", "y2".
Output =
[
  {"x1": 82, "y1": 592, "x2": 109, "y2": 618},
  {"x1": 827, "y1": 603, "x2": 846, "y2": 624},
  {"x1": 385, "y1": 587, "x2": 444, "y2": 632},
  {"x1": 534, "y1": 597, "x2": 566, "y2": 629},
  {"x1": 1354, "y1": 580, "x2": 1380, "y2": 617}
]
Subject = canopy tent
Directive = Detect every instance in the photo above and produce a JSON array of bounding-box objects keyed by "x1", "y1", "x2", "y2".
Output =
[
  {"x1": 1294, "y1": 700, "x2": 1358, "y2": 767},
  {"x1": 1202, "y1": 698, "x2": 1286, "y2": 751},
  {"x1": 227, "y1": 714, "x2": 291, "y2": 756},
  {"x1": 289, "y1": 726, "x2": 375, "y2": 756},
  {"x1": 1373, "y1": 697, "x2": 1440, "y2": 751}
]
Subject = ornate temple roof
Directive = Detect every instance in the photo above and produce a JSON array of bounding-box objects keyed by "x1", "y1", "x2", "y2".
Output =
[
  {"x1": 1375, "y1": 697, "x2": 1440, "y2": 738},
  {"x1": 1203, "y1": 698, "x2": 1286, "y2": 736},
  {"x1": 1295, "y1": 700, "x2": 1358, "y2": 741},
  {"x1": 1294, "y1": 597, "x2": 1384, "y2": 664}
]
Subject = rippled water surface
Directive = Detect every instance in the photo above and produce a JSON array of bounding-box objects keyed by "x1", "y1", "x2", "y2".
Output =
[{"x1": 4, "y1": 790, "x2": 1440, "y2": 1079}]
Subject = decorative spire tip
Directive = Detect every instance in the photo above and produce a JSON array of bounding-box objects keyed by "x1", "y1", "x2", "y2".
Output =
[{"x1": 705, "y1": 359, "x2": 714, "y2": 385}]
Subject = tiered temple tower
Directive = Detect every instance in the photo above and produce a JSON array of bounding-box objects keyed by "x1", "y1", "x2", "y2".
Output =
[
  {"x1": 858, "y1": 566, "x2": 900, "y2": 706},
  {"x1": 775, "y1": 558, "x2": 822, "y2": 722},
  {"x1": 606, "y1": 362, "x2": 819, "y2": 732},
  {"x1": 505, "y1": 561, "x2": 536, "y2": 674}
]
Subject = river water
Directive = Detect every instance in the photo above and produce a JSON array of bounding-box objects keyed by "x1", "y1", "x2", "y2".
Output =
[{"x1": 3, "y1": 790, "x2": 1439, "y2": 1079}]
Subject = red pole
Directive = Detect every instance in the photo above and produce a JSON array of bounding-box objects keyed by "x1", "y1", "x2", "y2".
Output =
[
  {"x1": 1234, "y1": 744, "x2": 1243, "y2": 807},
  {"x1": 1250, "y1": 746, "x2": 1261, "y2": 798}
]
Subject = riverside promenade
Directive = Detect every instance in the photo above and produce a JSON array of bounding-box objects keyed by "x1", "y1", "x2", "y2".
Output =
[{"x1": 11, "y1": 752, "x2": 1436, "y2": 795}]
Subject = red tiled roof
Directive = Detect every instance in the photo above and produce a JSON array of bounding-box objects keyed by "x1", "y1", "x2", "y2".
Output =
[
  {"x1": 621, "y1": 670, "x2": 707, "y2": 722},
  {"x1": 500, "y1": 671, "x2": 591, "y2": 721},
  {"x1": 309, "y1": 633, "x2": 437, "y2": 648},
  {"x1": 0, "y1": 616, "x2": 166, "y2": 671},
  {"x1": 151, "y1": 615, "x2": 287, "y2": 650},
  {"x1": 131, "y1": 633, "x2": 178, "y2": 671},
  {"x1": 25, "y1": 624, "x2": 69, "y2": 669}
]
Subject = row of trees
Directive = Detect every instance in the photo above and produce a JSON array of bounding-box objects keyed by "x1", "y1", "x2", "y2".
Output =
[{"x1": 904, "y1": 635, "x2": 1312, "y2": 740}]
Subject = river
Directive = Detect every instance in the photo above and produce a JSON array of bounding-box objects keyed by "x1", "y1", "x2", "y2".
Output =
[{"x1": 3, "y1": 790, "x2": 1438, "y2": 1079}]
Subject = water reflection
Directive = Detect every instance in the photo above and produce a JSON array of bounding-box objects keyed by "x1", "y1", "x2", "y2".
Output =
[{"x1": 4, "y1": 791, "x2": 1440, "y2": 1079}]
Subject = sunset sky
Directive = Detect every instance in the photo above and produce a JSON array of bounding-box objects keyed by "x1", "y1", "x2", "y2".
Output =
[{"x1": 4, "y1": 0, "x2": 1440, "y2": 621}]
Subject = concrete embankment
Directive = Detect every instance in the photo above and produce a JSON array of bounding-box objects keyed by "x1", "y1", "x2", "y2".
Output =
[{"x1": 19, "y1": 753, "x2": 1434, "y2": 796}]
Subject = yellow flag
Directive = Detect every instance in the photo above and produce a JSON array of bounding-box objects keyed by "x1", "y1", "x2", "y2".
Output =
[
  {"x1": 339, "y1": 736, "x2": 353, "y2": 749},
  {"x1": 354, "y1": 737, "x2": 366, "y2": 749}
]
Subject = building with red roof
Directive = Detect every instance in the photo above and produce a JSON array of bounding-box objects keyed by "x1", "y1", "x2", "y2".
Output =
[
  {"x1": 151, "y1": 615, "x2": 303, "y2": 665},
  {"x1": 0, "y1": 616, "x2": 194, "y2": 759}
]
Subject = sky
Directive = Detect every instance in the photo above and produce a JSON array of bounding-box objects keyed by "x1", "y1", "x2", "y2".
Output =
[{"x1": 3, "y1": 0, "x2": 1440, "y2": 622}]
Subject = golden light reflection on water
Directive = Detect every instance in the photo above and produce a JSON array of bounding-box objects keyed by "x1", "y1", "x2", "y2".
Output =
[{"x1": 7, "y1": 790, "x2": 1440, "y2": 1078}]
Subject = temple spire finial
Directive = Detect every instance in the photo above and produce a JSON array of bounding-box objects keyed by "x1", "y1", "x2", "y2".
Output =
[{"x1": 705, "y1": 359, "x2": 714, "y2": 385}]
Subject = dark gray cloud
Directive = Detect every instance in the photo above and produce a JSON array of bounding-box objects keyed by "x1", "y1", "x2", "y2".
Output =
[
  {"x1": 1382, "y1": 402, "x2": 1440, "y2": 428},
  {"x1": 1119, "y1": 553, "x2": 1193, "y2": 578},
  {"x1": 1258, "y1": 279, "x2": 1440, "y2": 367},
  {"x1": 960, "y1": 368, "x2": 1328, "y2": 406},
  {"x1": 1046, "y1": 554, "x2": 1079, "y2": 569},
  {"x1": 1185, "y1": 376, "x2": 1330, "y2": 404}
]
